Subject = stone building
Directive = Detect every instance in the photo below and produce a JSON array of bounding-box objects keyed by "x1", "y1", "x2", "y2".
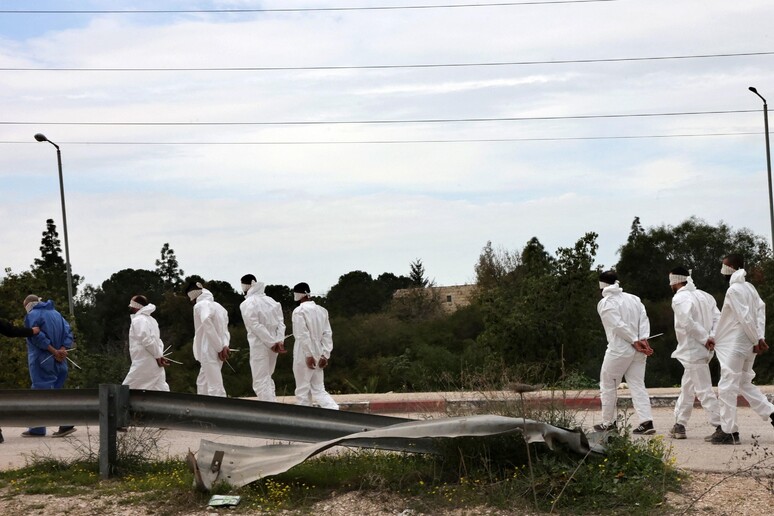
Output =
[{"x1": 393, "y1": 284, "x2": 475, "y2": 313}]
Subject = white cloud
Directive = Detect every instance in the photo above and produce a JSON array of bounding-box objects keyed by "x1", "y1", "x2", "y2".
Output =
[{"x1": 354, "y1": 74, "x2": 577, "y2": 96}]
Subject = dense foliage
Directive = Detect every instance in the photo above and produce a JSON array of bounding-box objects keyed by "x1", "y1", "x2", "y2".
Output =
[{"x1": 1, "y1": 216, "x2": 773, "y2": 393}]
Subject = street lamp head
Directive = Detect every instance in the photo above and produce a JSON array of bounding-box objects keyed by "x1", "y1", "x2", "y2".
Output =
[
  {"x1": 34, "y1": 133, "x2": 59, "y2": 149},
  {"x1": 749, "y1": 86, "x2": 767, "y2": 104}
]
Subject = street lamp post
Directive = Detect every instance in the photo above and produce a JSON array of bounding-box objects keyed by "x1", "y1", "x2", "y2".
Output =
[
  {"x1": 34, "y1": 133, "x2": 75, "y2": 318},
  {"x1": 749, "y1": 87, "x2": 774, "y2": 248}
]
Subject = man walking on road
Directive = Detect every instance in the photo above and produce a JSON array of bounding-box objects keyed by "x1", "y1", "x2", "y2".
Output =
[
  {"x1": 122, "y1": 295, "x2": 170, "y2": 391},
  {"x1": 668, "y1": 266, "x2": 722, "y2": 440},
  {"x1": 22, "y1": 295, "x2": 76, "y2": 438},
  {"x1": 594, "y1": 270, "x2": 655, "y2": 435},
  {"x1": 186, "y1": 281, "x2": 230, "y2": 397},
  {"x1": 239, "y1": 274, "x2": 286, "y2": 402},
  {"x1": 711, "y1": 254, "x2": 774, "y2": 444},
  {"x1": 291, "y1": 282, "x2": 338, "y2": 410}
]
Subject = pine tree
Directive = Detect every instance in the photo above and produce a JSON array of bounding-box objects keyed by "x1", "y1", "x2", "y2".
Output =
[
  {"x1": 155, "y1": 243, "x2": 184, "y2": 290},
  {"x1": 409, "y1": 259, "x2": 428, "y2": 288},
  {"x1": 33, "y1": 218, "x2": 65, "y2": 270},
  {"x1": 30, "y1": 219, "x2": 79, "y2": 303}
]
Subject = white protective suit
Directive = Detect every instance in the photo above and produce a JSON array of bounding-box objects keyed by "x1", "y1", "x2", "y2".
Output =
[
  {"x1": 122, "y1": 304, "x2": 170, "y2": 391},
  {"x1": 291, "y1": 300, "x2": 338, "y2": 410},
  {"x1": 670, "y1": 279, "x2": 720, "y2": 427},
  {"x1": 240, "y1": 282, "x2": 286, "y2": 401},
  {"x1": 597, "y1": 283, "x2": 653, "y2": 426},
  {"x1": 714, "y1": 268, "x2": 774, "y2": 433},
  {"x1": 193, "y1": 289, "x2": 230, "y2": 397}
]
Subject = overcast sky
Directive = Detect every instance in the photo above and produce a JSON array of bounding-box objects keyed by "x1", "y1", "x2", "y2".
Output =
[{"x1": 1, "y1": 0, "x2": 773, "y2": 296}]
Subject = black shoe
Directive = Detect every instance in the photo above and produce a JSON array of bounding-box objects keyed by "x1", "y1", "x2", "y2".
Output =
[
  {"x1": 670, "y1": 423, "x2": 687, "y2": 439},
  {"x1": 770, "y1": 412, "x2": 774, "y2": 429},
  {"x1": 633, "y1": 421, "x2": 656, "y2": 435},
  {"x1": 0, "y1": 429, "x2": 4, "y2": 444},
  {"x1": 593, "y1": 421, "x2": 617, "y2": 432},
  {"x1": 704, "y1": 425, "x2": 723, "y2": 442},
  {"x1": 52, "y1": 427, "x2": 76, "y2": 438},
  {"x1": 710, "y1": 431, "x2": 740, "y2": 445}
]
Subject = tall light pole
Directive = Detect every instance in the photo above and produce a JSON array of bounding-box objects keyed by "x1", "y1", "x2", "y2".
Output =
[
  {"x1": 34, "y1": 133, "x2": 75, "y2": 318},
  {"x1": 749, "y1": 87, "x2": 774, "y2": 248}
]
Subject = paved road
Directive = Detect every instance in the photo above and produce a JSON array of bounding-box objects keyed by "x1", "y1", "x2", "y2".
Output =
[
  {"x1": 1, "y1": 400, "x2": 773, "y2": 474},
  {"x1": 588, "y1": 406, "x2": 774, "y2": 473}
]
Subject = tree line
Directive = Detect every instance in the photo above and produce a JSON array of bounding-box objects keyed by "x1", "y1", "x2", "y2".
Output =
[{"x1": 1, "y1": 216, "x2": 772, "y2": 395}]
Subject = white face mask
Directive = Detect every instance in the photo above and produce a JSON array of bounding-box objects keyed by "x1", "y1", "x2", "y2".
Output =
[
  {"x1": 720, "y1": 263, "x2": 736, "y2": 275},
  {"x1": 25, "y1": 301, "x2": 38, "y2": 313},
  {"x1": 187, "y1": 289, "x2": 202, "y2": 301},
  {"x1": 294, "y1": 292, "x2": 307, "y2": 302}
]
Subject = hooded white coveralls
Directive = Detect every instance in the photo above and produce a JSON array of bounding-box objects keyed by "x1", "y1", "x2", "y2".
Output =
[
  {"x1": 291, "y1": 300, "x2": 338, "y2": 410},
  {"x1": 122, "y1": 303, "x2": 170, "y2": 391},
  {"x1": 240, "y1": 282, "x2": 286, "y2": 401},
  {"x1": 671, "y1": 280, "x2": 720, "y2": 427},
  {"x1": 714, "y1": 269, "x2": 774, "y2": 434},
  {"x1": 597, "y1": 283, "x2": 653, "y2": 426},
  {"x1": 193, "y1": 289, "x2": 229, "y2": 397}
]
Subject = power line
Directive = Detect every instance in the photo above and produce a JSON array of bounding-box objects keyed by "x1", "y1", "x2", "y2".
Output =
[
  {"x1": 0, "y1": 1, "x2": 619, "y2": 15},
  {"x1": 3, "y1": 51, "x2": 770, "y2": 72},
  {"x1": 0, "y1": 109, "x2": 758, "y2": 127},
  {"x1": 0, "y1": 132, "x2": 760, "y2": 145}
]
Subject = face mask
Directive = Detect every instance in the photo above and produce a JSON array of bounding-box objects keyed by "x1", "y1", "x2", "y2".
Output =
[
  {"x1": 128, "y1": 300, "x2": 144, "y2": 310},
  {"x1": 187, "y1": 289, "x2": 202, "y2": 301},
  {"x1": 720, "y1": 264, "x2": 736, "y2": 276},
  {"x1": 24, "y1": 301, "x2": 38, "y2": 313},
  {"x1": 294, "y1": 292, "x2": 307, "y2": 302}
]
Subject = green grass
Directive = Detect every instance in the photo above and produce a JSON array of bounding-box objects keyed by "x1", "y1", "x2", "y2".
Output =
[
  {"x1": 0, "y1": 460, "x2": 99, "y2": 496},
  {"x1": 0, "y1": 430, "x2": 682, "y2": 514},
  {"x1": 230, "y1": 431, "x2": 681, "y2": 514}
]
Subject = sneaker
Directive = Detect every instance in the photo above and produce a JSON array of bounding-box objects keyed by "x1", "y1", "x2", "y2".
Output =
[
  {"x1": 51, "y1": 428, "x2": 76, "y2": 438},
  {"x1": 710, "y1": 430, "x2": 740, "y2": 445},
  {"x1": 669, "y1": 423, "x2": 687, "y2": 439},
  {"x1": 593, "y1": 421, "x2": 617, "y2": 432},
  {"x1": 633, "y1": 421, "x2": 656, "y2": 435},
  {"x1": 704, "y1": 426, "x2": 723, "y2": 442},
  {"x1": 21, "y1": 431, "x2": 46, "y2": 438}
]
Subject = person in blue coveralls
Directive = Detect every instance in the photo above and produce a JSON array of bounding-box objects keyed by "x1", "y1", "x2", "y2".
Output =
[{"x1": 21, "y1": 294, "x2": 76, "y2": 438}]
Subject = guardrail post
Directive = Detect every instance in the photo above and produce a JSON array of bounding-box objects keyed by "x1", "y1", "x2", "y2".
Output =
[{"x1": 99, "y1": 384, "x2": 129, "y2": 479}]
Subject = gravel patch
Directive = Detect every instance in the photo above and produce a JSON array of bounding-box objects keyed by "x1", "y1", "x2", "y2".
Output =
[{"x1": 0, "y1": 472, "x2": 772, "y2": 515}]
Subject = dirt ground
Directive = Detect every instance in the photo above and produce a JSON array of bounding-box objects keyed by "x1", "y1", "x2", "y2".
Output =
[
  {"x1": 0, "y1": 469, "x2": 772, "y2": 515},
  {"x1": 666, "y1": 471, "x2": 773, "y2": 515}
]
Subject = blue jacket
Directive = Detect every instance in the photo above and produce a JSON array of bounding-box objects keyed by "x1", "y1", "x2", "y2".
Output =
[{"x1": 24, "y1": 300, "x2": 73, "y2": 389}]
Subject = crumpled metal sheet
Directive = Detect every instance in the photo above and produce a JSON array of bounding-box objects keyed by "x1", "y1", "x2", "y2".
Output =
[{"x1": 190, "y1": 415, "x2": 604, "y2": 490}]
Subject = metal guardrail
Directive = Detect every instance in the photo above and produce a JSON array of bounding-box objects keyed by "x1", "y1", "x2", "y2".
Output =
[
  {"x1": 0, "y1": 385, "x2": 421, "y2": 478},
  {"x1": 0, "y1": 388, "x2": 100, "y2": 425}
]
